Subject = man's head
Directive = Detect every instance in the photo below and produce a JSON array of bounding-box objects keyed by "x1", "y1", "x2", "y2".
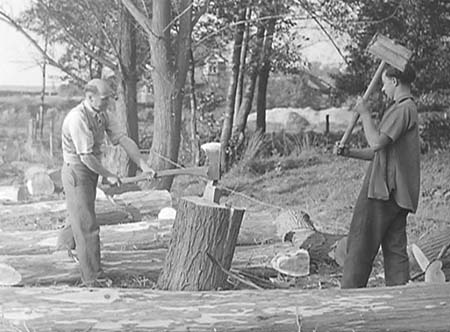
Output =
[
  {"x1": 381, "y1": 64, "x2": 416, "y2": 100},
  {"x1": 84, "y1": 78, "x2": 115, "y2": 112}
]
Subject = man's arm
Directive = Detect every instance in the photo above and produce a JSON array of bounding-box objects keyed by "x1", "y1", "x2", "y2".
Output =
[
  {"x1": 118, "y1": 136, "x2": 154, "y2": 173},
  {"x1": 346, "y1": 147, "x2": 375, "y2": 160},
  {"x1": 80, "y1": 154, "x2": 120, "y2": 184},
  {"x1": 355, "y1": 100, "x2": 391, "y2": 151}
]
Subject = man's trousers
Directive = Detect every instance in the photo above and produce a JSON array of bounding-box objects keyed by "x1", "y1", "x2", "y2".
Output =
[
  {"x1": 341, "y1": 166, "x2": 410, "y2": 288},
  {"x1": 58, "y1": 162, "x2": 101, "y2": 285}
]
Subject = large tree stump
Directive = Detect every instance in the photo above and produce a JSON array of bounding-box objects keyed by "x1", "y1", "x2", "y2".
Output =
[{"x1": 158, "y1": 196, "x2": 244, "y2": 291}]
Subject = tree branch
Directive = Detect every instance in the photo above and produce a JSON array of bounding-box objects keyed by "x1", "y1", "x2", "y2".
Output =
[
  {"x1": 82, "y1": 0, "x2": 122, "y2": 70},
  {"x1": 0, "y1": 9, "x2": 86, "y2": 86},
  {"x1": 120, "y1": 0, "x2": 158, "y2": 43},
  {"x1": 36, "y1": 0, "x2": 117, "y2": 71}
]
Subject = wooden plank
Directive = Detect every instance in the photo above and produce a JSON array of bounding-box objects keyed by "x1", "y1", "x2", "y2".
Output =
[{"x1": 0, "y1": 283, "x2": 449, "y2": 331}]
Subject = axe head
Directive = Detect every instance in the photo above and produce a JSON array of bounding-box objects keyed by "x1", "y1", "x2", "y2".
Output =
[
  {"x1": 367, "y1": 33, "x2": 412, "y2": 71},
  {"x1": 201, "y1": 142, "x2": 221, "y2": 181}
]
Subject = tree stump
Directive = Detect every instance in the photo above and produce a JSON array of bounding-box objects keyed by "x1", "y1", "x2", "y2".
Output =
[{"x1": 158, "y1": 196, "x2": 244, "y2": 291}]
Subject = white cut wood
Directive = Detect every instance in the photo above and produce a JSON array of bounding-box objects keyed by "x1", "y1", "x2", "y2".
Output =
[
  {"x1": 271, "y1": 249, "x2": 310, "y2": 277},
  {"x1": 0, "y1": 263, "x2": 22, "y2": 286},
  {"x1": 0, "y1": 185, "x2": 29, "y2": 203},
  {"x1": 0, "y1": 283, "x2": 449, "y2": 331}
]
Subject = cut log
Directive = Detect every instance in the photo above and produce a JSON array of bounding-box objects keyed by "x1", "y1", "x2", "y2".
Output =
[
  {"x1": 158, "y1": 196, "x2": 245, "y2": 290},
  {"x1": 410, "y1": 226, "x2": 450, "y2": 279},
  {"x1": 24, "y1": 165, "x2": 55, "y2": 196},
  {"x1": 0, "y1": 185, "x2": 29, "y2": 203},
  {"x1": 0, "y1": 284, "x2": 449, "y2": 331},
  {"x1": 0, "y1": 190, "x2": 172, "y2": 231}
]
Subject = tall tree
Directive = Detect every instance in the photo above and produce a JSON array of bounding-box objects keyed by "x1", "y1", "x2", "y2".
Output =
[{"x1": 121, "y1": 0, "x2": 209, "y2": 190}]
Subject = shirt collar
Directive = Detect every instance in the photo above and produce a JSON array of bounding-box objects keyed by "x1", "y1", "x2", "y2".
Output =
[
  {"x1": 394, "y1": 92, "x2": 413, "y2": 104},
  {"x1": 82, "y1": 100, "x2": 104, "y2": 120}
]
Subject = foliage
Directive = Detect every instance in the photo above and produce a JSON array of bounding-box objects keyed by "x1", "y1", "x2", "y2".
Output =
[
  {"x1": 419, "y1": 112, "x2": 450, "y2": 153},
  {"x1": 317, "y1": 0, "x2": 450, "y2": 97}
]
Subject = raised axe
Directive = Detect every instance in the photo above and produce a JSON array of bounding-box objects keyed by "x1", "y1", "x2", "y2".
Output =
[
  {"x1": 120, "y1": 142, "x2": 222, "y2": 202},
  {"x1": 338, "y1": 33, "x2": 413, "y2": 147}
]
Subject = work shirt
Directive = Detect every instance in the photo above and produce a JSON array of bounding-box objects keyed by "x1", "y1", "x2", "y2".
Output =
[
  {"x1": 61, "y1": 101, "x2": 125, "y2": 164},
  {"x1": 368, "y1": 93, "x2": 420, "y2": 213}
]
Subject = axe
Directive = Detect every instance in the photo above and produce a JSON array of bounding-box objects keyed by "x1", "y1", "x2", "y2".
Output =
[
  {"x1": 120, "y1": 142, "x2": 221, "y2": 184},
  {"x1": 338, "y1": 33, "x2": 413, "y2": 147}
]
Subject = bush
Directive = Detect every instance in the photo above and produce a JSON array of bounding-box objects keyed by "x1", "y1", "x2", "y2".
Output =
[{"x1": 419, "y1": 112, "x2": 450, "y2": 152}]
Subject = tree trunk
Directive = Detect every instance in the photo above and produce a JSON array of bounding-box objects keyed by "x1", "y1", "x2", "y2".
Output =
[
  {"x1": 0, "y1": 190, "x2": 172, "y2": 231},
  {"x1": 1, "y1": 284, "x2": 450, "y2": 331},
  {"x1": 158, "y1": 196, "x2": 245, "y2": 290},
  {"x1": 220, "y1": 6, "x2": 246, "y2": 171},
  {"x1": 234, "y1": 6, "x2": 251, "y2": 119},
  {"x1": 232, "y1": 23, "x2": 265, "y2": 145},
  {"x1": 105, "y1": 5, "x2": 139, "y2": 177},
  {"x1": 255, "y1": 18, "x2": 276, "y2": 134},
  {"x1": 188, "y1": 49, "x2": 200, "y2": 165},
  {"x1": 142, "y1": 0, "x2": 192, "y2": 191}
]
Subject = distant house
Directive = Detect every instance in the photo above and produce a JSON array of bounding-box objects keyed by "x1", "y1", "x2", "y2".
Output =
[{"x1": 194, "y1": 51, "x2": 229, "y2": 96}]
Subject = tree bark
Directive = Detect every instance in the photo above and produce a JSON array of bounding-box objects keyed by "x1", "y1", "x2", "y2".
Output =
[
  {"x1": 1, "y1": 283, "x2": 450, "y2": 331},
  {"x1": 234, "y1": 6, "x2": 251, "y2": 118},
  {"x1": 158, "y1": 196, "x2": 244, "y2": 290},
  {"x1": 0, "y1": 190, "x2": 172, "y2": 231},
  {"x1": 220, "y1": 6, "x2": 246, "y2": 171},
  {"x1": 255, "y1": 18, "x2": 276, "y2": 134},
  {"x1": 104, "y1": 5, "x2": 139, "y2": 177},
  {"x1": 188, "y1": 49, "x2": 200, "y2": 165},
  {"x1": 144, "y1": 0, "x2": 192, "y2": 191},
  {"x1": 232, "y1": 23, "x2": 265, "y2": 145}
]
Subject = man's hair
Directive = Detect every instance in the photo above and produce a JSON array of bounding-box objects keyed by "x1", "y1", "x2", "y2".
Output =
[{"x1": 383, "y1": 64, "x2": 416, "y2": 85}]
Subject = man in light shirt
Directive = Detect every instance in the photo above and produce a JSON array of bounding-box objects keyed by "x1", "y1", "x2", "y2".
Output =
[{"x1": 58, "y1": 78, "x2": 154, "y2": 287}]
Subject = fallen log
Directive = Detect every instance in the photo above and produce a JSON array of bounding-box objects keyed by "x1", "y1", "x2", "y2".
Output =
[
  {"x1": 0, "y1": 245, "x2": 277, "y2": 286},
  {"x1": 0, "y1": 283, "x2": 449, "y2": 331},
  {"x1": 0, "y1": 190, "x2": 172, "y2": 231},
  {"x1": 0, "y1": 211, "x2": 277, "y2": 255}
]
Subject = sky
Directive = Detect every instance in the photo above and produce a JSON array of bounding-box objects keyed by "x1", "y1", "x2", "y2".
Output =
[
  {"x1": 0, "y1": 0, "x2": 63, "y2": 87},
  {"x1": 0, "y1": 0, "x2": 345, "y2": 88}
]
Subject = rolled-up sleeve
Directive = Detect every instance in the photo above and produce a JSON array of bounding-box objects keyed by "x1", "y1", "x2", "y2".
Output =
[
  {"x1": 66, "y1": 111, "x2": 94, "y2": 154},
  {"x1": 105, "y1": 111, "x2": 126, "y2": 145}
]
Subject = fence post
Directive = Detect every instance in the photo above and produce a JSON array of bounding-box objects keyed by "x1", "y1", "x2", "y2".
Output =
[{"x1": 325, "y1": 114, "x2": 330, "y2": 134}]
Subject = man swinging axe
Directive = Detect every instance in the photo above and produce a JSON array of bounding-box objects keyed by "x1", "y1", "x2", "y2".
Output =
[
  {"x1": 333, "y1": 34, "x2": 419, "y2": 288},
  {"x1": 57, "y1": 78, "x2": 155, "y2": 287}
]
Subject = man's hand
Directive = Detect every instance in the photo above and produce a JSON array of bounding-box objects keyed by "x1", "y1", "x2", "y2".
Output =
[
  {"x1": 139, "y1": 160, "x2": 156, "y2": 178},
  {"x1": 353, "y1": 97, "x2": 370, "y2": 116},
  {"x1": 333, "y1": 142, "x2": 349, "y2": 157},
  {"x1": 105, "y1": 174, "x2": 121, "y2": 186}
]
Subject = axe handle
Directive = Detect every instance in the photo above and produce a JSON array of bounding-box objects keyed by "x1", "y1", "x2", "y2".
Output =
[
  {"x1": 120, "y1": 167, "x2": 208, "y2": 184},
  {"x1": 339, "y1": 60, "x2": 387, "y2": 146}
]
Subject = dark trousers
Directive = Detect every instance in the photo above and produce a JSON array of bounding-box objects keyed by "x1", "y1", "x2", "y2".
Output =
[
  {"x1": 58, "y1": 162, "x2": 101, "y2": 285},
  {"x1": 341, "y1": 167, "x2": 410, "y2": 288}
]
